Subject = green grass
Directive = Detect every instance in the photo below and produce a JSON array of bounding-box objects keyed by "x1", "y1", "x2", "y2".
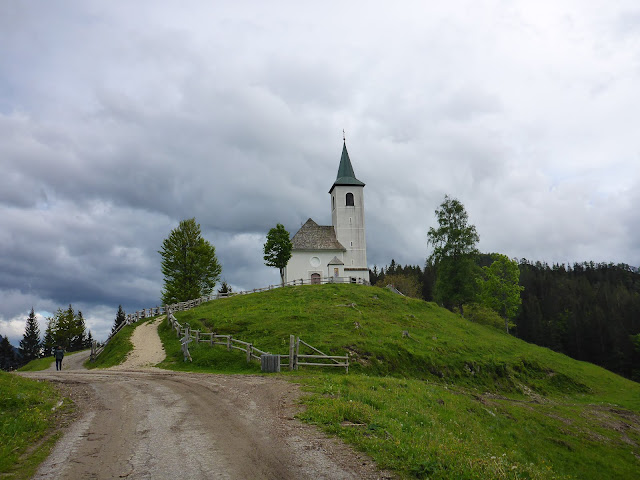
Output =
[
  {"x1": 297, "y1": 374, "x2": 639, "y2": 479},
  {"x1": 85, "y1": 318, "x2": 149, "y2": 369},
  {"x1": 17, "y1": 356, "x2": 54, "y2": 372},
  {"x1": 0, "y1": 372, "x2": 71, "y2": 478},
  {"x1": 157, "y1": 317, "x2": 259, "y2": 373},
  {"x1": 161, "y1": 284, "x2": 640, "y2": 479}
]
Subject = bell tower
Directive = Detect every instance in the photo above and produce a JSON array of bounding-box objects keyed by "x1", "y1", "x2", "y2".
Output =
[{"x1": 329, "y1": 141, "x2": 369, "y2": 282}]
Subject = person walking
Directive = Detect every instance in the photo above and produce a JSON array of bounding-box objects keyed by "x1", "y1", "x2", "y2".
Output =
[{"x1": 54, "y1": 346, "x2": 64, "y2": 371}]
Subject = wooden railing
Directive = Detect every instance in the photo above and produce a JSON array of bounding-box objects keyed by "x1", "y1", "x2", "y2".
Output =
[
  {"x1": 166, "y1": 313, "x2": 348, "y2": 373},
  {"x1": 93, "y1": 276, "x2": 367, "y2": 362},
  {"x1": 89, "y1": 313, "x2": 131, "y2": 361},
  {"x1": 122, "y1": 275, "x2": 369, "y2": 324}
]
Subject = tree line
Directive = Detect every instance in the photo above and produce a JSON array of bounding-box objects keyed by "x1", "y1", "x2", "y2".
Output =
[
  {"x1": 370, "y1": 195, "x2": 640, "y2": 381},
  {"x1": 0, "y1": 305, "x2": 95, "y2": 370}
]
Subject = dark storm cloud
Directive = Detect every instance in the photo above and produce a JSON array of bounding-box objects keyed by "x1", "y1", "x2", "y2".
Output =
[{"x1": 2, "y1": 1, "x2": 639, "y2": 344}]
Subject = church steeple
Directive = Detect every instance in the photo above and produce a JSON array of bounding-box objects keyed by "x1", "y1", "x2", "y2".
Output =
[
  {"x1": 329, "y1": 140, "x2": 369, "y2": 283},
  {"x1": 329, "y1": 142, "x2": 365, "y2": 193}
]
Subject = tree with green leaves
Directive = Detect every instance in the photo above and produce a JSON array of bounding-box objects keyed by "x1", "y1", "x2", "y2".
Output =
[
  {"x1": 39, "y1": 305, "x2": 88, "y2": 353},
  {"x1": 427, "y1": 195, "x2": 480, "y2": 314},
  {"x1": 159, "y1": 218, "x2": 222, "y2": 305},
  {"x1": 19, "y1": 307, "x2": 41, "y2": 361},
  {"x1": 263, "y1": 223, "x2": 292, "y2": 287},
  {"x1": 480, "y1": 254, "x2": 524, "y2": 333},
  {"x1": 112, "y1": 305, "x2": 126, "y2": 335}
]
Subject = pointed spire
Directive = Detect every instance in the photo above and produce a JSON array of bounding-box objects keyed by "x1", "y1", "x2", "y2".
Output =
[{"x1": 330, "y1": 140, "x2": 365, "y2": 192}]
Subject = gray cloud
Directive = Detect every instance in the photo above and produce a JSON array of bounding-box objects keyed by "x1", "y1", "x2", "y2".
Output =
[{"x1": 1, "y1": 1, "x2": 639, "y2": 344}]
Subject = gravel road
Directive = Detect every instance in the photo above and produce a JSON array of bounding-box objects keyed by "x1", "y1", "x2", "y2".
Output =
[{"x1": 20, "y1": 318, "x2": 392, "y2": 480}]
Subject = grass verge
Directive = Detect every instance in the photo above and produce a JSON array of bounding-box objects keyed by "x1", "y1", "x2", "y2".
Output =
[
  {"x1": 17, "y1": 356, "x2": 54, "y2": 372},
  {"x1": 0, "y1": 372, "x2": 71, "y2": 478}
]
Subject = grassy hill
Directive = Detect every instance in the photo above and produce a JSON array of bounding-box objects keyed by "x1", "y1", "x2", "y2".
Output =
[{"x1": 160, "y1": 283, "x2": 640, "y2": 479}]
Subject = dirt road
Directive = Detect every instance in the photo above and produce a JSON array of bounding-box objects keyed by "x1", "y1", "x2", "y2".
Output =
[{"x1": 20, "y1": 319, "x2": 391, "y2": 479}]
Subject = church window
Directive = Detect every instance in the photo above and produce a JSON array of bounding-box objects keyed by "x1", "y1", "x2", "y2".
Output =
[
  {"x1": 346, "y1": 192, "x2": 354, "y2": 206},
  {"x1": 332, "y1": 196, "x2": 335, "y2": 210}
]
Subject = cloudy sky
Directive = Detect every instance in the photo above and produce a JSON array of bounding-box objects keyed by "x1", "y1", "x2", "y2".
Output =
[{"x1": 1, "y1": 0, "x2": 639, "y2": 344}]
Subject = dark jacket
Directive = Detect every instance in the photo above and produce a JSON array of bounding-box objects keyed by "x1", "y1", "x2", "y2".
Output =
[{"x1": 54, "y1": 348, "x2": 65, "y2": 360}]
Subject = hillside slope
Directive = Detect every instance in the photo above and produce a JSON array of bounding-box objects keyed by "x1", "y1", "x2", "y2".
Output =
[
  {"x1": 170, "y1": 284, "x2": 638, "y2": 407},
  {"x1": 164, "y1": 284, "x2": 640, "y2": 479}
]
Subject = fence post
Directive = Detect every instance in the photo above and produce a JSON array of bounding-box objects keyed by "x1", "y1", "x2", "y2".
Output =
[
  {"x1": 295, "y1": 337, "x2": 300, "y2": 370},
  {"x1": 289, "y1": 335, "x2": 295, "y2": 371},
  {"x1": 246, "y1": 344, "x2": 252, "y2": 363},
  {"x1": 227, "y1": 335, "x2": 231, "y2": 351}
]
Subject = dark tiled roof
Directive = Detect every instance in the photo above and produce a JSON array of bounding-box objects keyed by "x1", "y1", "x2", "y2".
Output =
[
  {"x1": 328, "y1": 256, "x2": 344, "y2": 265},
  {"x1": 291, "y1": 218, "x2": 346, "y2": 251}
]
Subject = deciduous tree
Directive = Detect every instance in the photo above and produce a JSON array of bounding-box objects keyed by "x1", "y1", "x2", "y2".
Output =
[
  {"x1": 263, "y1": 223, "x2": 292, "y2": 287},
  {"x1": 427, "y1": 195, "x2": 480, "y2": 314},
  {"x1": 159, "y1": 218, "x2": 222, "y2": 305},
  {"x1": 480, "y1": 254, "x2": 524, "y2": 333}
]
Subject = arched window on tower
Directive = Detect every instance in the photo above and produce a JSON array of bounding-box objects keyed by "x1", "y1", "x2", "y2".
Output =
[
  {"x1": 346, "y1": 192, "x2": 354, "y2": 206},
  {"x1": 332, "y1": 196, "x2": 335, "y2": 210}
]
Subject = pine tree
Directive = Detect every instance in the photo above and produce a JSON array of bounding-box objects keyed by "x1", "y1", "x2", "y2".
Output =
[
  {"x1": 55, "y1": 306, "x2": 75, "y2": 350},
  {"x1": 42, "y1": 316, "x2": 57, "y2": 357},
  {"x1": 112, "y1": 305, "x2": 126, "y2": 334},
  {"x1": 84, "y1": 330, "x2": 94, "y2": 349},
  {"x1": 19, "y1": 307, "x2": 41, "y2": 362},
  {"x1": 71, "y1": 310, "x2": 87, "y2": 350},
  {"x1": 159, "y1": 218, "x2": 222, "y2": 304},
  {"x1": 0, "y1": 335, "x2": 17, "y2": 371}
]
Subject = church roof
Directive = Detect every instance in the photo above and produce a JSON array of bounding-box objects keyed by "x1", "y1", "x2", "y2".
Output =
[
  {"x1": 291, "y1": 218, "x2": 346, "y2": 251},
  {"x1": 329, "y1": 141, "x2": 365, "y2": 193},
  {"x1": 328, "y1": 256, "x2": 344, "y2": 265}
]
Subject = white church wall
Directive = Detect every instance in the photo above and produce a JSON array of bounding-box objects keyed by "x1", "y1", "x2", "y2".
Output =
[{"x1": 285, "y1": 250, "x2": 346, "y2": 282}]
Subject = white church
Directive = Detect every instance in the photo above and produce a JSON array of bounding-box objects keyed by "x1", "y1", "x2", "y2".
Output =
[{"x1": 285, "y1": 141, "x2": 370, "y2": 284}]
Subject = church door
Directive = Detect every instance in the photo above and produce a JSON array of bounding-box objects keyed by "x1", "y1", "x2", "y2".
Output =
[{"x1": 311, "y1": 273, "x2": 321, "y2": 284}]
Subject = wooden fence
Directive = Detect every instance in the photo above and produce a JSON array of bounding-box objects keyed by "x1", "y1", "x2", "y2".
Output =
[
  {"x1": 93, "y1": 276, "x2": 366, "y2": 362},
  {"x1": 124, "y1": 276, "x2": 369, "y2": 324},
  {"x1": 89, "y1": 313, "x2": 129, "y2": 361},
  {"x1": 166, "y1": 312, "x2": 348, "y2": 373}
]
